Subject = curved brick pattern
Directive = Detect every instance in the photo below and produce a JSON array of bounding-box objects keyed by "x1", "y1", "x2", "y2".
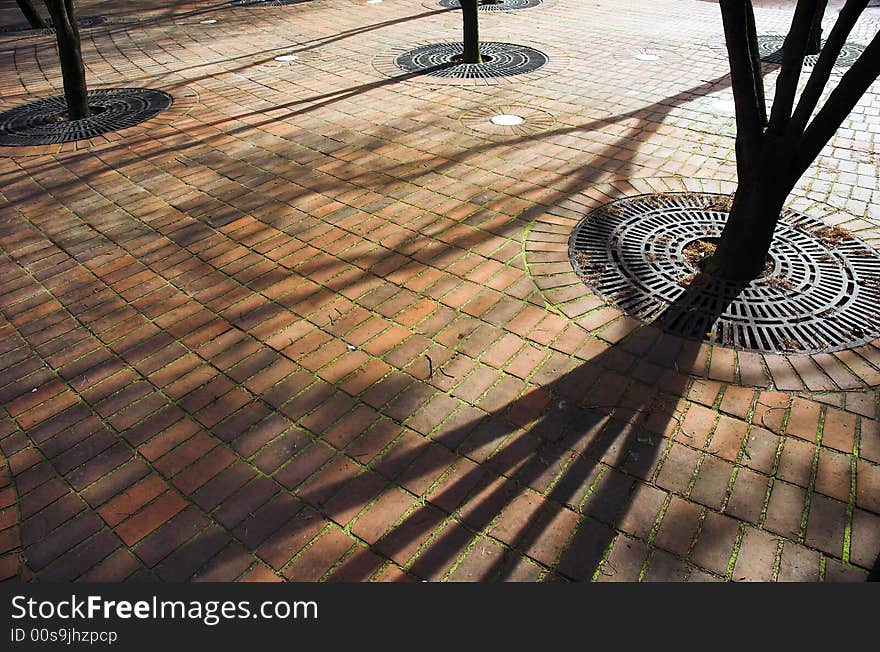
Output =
[
  {"x1": 525, "y1": 177, "x2": 880, "y2": 389},
  {"x1": 0, "y1": 0, "x2": 878, "y2": 583}
]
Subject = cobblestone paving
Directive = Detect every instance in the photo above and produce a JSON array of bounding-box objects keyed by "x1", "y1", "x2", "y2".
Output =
[{"x1": 0, "y1": 0, "x2": 878, "y2": 582}]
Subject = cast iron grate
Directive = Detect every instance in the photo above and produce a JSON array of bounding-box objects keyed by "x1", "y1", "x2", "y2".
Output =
[
  {"x1": 757, "y1": 34, "x2": 866, "y2": 68},
  {"x1": 394, "y1": 42, "x2": 548, "y2": 79},
  {"x1": 229, "y1": 0, "x2": 312, "y2": 6},
  {"x1": 568, "y1": 193, "x2": 880, "y2": 354},
  {"x1": 437, "y1": 0, "x2": 542, "y2": 11},
  {"x1": 0, "y1": 88, "x2": 173, "y2": 146},
  {"x1": 0, "y1": 15, "x2": 107, "y2": 34}
]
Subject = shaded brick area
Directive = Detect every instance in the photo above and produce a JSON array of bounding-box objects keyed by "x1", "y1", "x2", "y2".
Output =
[{"x1": 0, "y1": 0, "x2": 878, "y2": 582}]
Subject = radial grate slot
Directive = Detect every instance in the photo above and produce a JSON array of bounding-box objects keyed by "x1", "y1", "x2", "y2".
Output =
[
  {"x1": 755, "y1": 34, "x2": 865, "y2": 68},
  {"x1": 567, "y1": 193, "x2": 880, "y2": 354},
  {"x1": 437, "y1": 0, "x2": 542, "y2": 10},
  {"x1": 0, "y1": 88, "x2": 173, "y2": 146},
  {"x1": 0, "y1": 15, "x2": 107, "y2": 34},
  {"x1": 393, "y1": 42, "x2": 548, "y2": 79}
]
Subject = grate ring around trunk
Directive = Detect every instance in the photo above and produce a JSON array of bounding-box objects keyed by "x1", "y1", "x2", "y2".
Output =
[
  {"x1": 393, "y1": 41, "x2": 548, "y2": 79},
  {"x1": 0, "y1": 88, "x2": 173, "y2": 147},
  {"x1": 437, "y1": 0, "x2": 543, "y2": 10},
  {"x1": 568, "y1": 192, "x2": 880, "y2": 354}
]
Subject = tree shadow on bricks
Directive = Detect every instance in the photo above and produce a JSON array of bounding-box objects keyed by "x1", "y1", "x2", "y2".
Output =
[
  {"x1": 0, "y1": 193, "x2": 772, "y2": 582},
  {"x1": 1, "y1": 36, "x2": 868, "y2": 580},
  {"x1": 326, "y1": 274, "x2": 750, "y2": 582},
  {"x1": 0, "y1": 75, "x2": 745, "y2": 582},
  {"x1": 0, "y1": 5, "x2": 457, "y2": 111}
]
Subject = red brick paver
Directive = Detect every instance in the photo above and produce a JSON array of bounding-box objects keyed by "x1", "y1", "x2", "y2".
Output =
[{"x1": 0, "y1": 0, "x2": 878, "y2": 583}]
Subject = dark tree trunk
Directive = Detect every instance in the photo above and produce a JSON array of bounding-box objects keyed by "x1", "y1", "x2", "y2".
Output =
[
  {"x1": 705, "y1": 128, "x2": 797, "y2": 280},
  {"x1": 43, "y1": 0, "x2": 90, "y2": 120},
  {"x1": 461, "y1": 0, "x2": 482, "y2": 64},
  {"x1": 706, "y1": 0, "x2": 880, "y2": 281},
  {"x1": 785, "y1": 0, "x2": 828, "y2": 55},
  {"x1": 16, "y1": 0, "x2": 47, "y2": 28},
  {"x1": 703, "y1": 169, "x2": 792, "y2": 280}
]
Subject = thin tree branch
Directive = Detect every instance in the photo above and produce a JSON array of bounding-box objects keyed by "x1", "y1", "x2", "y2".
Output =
[
  {"x1": 807, "y1": 0, "x2": 829, "y2": 54},
  {"x1": 42, "y1": 1, "x2": 65, "y2": 31},
  {"x1": 745, "y1": 0, "x2": 768, "y2": 126},
  {"x1": 62, "y1": 0, "x2": 77, "y2": 25},
  {"x1": 719, "y1": 1, "x2": 766, "y2": 161},
  {"x1": 789, "y1": 0, "x2": 869, "y2": 137},
  {"x1": 794, "y1": 31, "x2": 880, "y2": 178},
  {"x1": 767, "y1": 0, "x2": 821, "y2": 132},
  {"x1": 16, "y1": 0, "x2": 47, "y2": 28}
]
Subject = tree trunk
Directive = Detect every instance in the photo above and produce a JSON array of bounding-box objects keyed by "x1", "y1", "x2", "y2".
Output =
[
  {"x1": 461, "y1": 0, "x2": 482, "y2": 64},
  {"x1": 16, "y1": 0, "x2": 47, "y2": 28},
  {"x1": 783, "y1": 0, "x2": 827, "y2": 55},
  {"x1": 708, "y1": 1, "x2": 880, "y2": 280},
  {"x1": 43, "y1": 0, "x2": 90, "y2": 120},
  {"x1": 703, "y1": 180, "x2": 789, "y2": 280}
]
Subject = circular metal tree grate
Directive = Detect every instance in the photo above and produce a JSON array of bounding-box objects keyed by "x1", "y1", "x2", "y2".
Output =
[
  {"x1": 0, "y1": 88, "x2": 173, "y2": 146},
  {"x1": 0, "y1": 15, "x2": 107, "y2": 34},
  {"x1": 568, "y1": 193, "x2": 880, "y2": 354},
  {"x1": 394, "y1": 42, "x2": 548, "y2": 79},
  {"x1": 437, "y1": 0, "x2": 542, "y2": 10},
  {"x1": 757, "y1": 34, "x2": 866, "y2": 67}
]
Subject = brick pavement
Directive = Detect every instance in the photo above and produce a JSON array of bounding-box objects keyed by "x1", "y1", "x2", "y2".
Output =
[{"x1": 0, "y1": 0, "x2": 878, "y2": 582}]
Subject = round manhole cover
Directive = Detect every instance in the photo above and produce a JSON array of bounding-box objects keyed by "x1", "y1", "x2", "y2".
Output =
[
  {"x1": 0, "y1": 88, "x2": 173, "y2": 146},
  {"x1": 568, "y1": 193, "x2": 880, "y2": 354},
  {"x1": 437, "y1": 0, "x2": 542, "y2": 10},
  {"x1": 0, "y1": 15, "x2": 107, "y2": 34},
  {"x1": 394, "y1": 42, "x2": 548, "y2": 79}
]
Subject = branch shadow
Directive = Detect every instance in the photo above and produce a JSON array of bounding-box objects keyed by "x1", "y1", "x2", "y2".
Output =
[
  {"x1": 308, "y1": 275, "x2": 749, "y2": 581},
  {"x1": 2, "y1": 10, "x2": 841, "y2": 581},
  {"x1": 0, "y1": 2, "x2": 456, "y2": 84},
  {"x1": 0, "y1": 59, "x2": 748, "y2": 582}
]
